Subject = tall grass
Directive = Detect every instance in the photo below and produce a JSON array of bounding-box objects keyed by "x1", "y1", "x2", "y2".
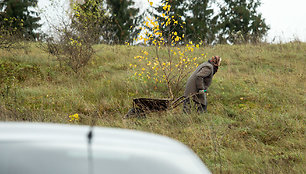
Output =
[{"x1": 0, "y1": 42, "x2": 305, "y2": 173}]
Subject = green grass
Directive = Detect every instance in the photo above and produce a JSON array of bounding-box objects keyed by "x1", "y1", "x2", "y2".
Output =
[{"x1": 1, "y1": 42, "x2": 305, "y2": 173}]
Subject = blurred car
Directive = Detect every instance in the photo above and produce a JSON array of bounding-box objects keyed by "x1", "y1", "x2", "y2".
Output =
[{"x1": 0, "y1": 122, "x2": 211, "y2": 174}]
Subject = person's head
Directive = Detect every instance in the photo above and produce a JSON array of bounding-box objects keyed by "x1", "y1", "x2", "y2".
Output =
[
  {"x1": 209, "y1": 56, "x2": 222, "y2": 66},
  {"x1": 209, "y1": 56, "x2": 222, "y2": 74}
]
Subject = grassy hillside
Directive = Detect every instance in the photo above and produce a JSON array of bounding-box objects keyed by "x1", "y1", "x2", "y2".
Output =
[{"x1": 1, "y1": 42, "x2": 305, "y2": 173}]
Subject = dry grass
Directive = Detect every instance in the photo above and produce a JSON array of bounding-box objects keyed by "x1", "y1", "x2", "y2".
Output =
[{"x1": 0, "y1": 42, "x2": 305, "y2": 173}]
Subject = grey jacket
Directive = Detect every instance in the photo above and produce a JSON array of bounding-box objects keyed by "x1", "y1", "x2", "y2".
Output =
[{"x1": 184, "y1": 61, "x2": 214, "y2": 104}]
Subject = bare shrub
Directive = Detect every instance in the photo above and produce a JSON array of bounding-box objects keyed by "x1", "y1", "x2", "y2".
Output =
[
  {"x1": 41, "y1": 0, "x2": 109, "y2": 73},
  {"x1": 44, "y1": 28, "x2": 94, "y2": 73}
]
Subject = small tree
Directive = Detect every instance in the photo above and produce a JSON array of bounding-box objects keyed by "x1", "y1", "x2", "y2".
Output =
[
  {"x1": 131, "y1": 1, "x2": 206, "y2": 99},
  {"x1": 152, "y1": 0, "x2": 186, "y2": 45},
  {"x1": 43, "y1": 0, "x2": 110, "y2": 73}
]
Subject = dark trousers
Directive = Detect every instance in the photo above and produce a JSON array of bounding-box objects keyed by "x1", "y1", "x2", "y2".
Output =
[{"x1": 183, "y1": 97, "x2": 207, "y2": 114}]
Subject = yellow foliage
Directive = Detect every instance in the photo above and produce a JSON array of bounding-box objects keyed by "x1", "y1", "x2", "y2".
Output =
[
  {"x1": 69, "y1": 113, "x2": 79, "y2": 122},
  {"x1": 130, "y1": 2, "x2": 207, "y2": 98}
]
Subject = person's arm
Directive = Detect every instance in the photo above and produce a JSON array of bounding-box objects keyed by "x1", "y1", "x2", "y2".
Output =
[{"x1": 195, "y1": 67, "x2": 212, "y2": 92}]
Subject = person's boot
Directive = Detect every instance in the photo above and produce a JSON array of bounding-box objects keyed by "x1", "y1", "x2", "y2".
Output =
[
  {"x1": 197, "y1": 104, "x2": 207, "y2": 113},
  {"x1": 203, "y1": 104, "x2": 207, "y2": 112}
]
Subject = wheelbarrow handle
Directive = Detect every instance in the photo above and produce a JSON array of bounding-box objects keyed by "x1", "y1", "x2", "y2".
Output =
[{"x1": 170, "y1": 93, "x2": 200, "y2": 109}]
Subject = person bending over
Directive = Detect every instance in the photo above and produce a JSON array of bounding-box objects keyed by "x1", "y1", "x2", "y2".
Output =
[{"x1": 183, "y1": 56, "x2": 221, "y2": 113}]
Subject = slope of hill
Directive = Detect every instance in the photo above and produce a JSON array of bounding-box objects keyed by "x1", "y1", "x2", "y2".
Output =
[{"x1": 1, "y1": 42, "x2": 305, "y2": 173}]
